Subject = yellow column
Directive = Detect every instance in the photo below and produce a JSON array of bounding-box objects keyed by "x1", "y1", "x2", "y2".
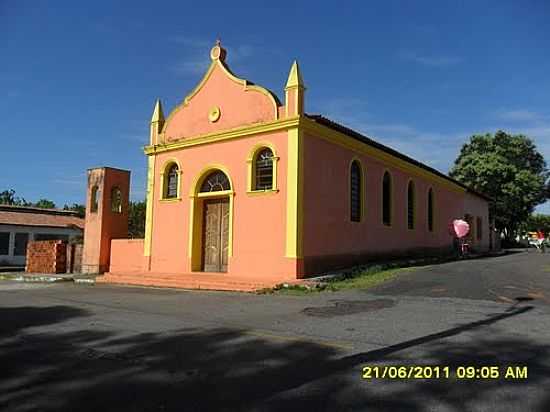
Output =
[
  {"x1": 285, "y1": 127, "x2": 303, "y2": 258},
  {"x1": 144, "y1": 154, "x2": 156, "y2": 258}
]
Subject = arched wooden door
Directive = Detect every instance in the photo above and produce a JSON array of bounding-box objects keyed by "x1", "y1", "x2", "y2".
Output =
[{"x1": 202, "y1": 197, "x2": 229, "y2": 272}]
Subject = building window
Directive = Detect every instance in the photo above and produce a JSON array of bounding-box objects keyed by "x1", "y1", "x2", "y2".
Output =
[
  {"x1": 164, "y1": 164, "x2": 179, "y2": 199},
  {"x1": 350, "y1": 160, "x2": 362, "y2": 222},
  {"x1": 476, "y1": 216, "x2": 482, "y2": 240},
  {"x1": 0, "y1": 232, "x2": 10, "y2": 255},
  {"x1": 382, "y1": 171, "x2": 392, "y2": 226},
  {"x1": 90, "y1": 185, "x2": 99, "y2": 213},
  {"x1": 407, "y1": 180, "x2": 415, "y2": 230},
  {"x1": 14, "y1": 233, "x2": 29, "y2": 256},
  {"x1": 111, "y1": 187, "x2": 122, "y2": 213},
  {"x1": 247, "y1": 144, "x2": 279, "y2": 194},
  {"x1": 427, "y1": 188, "x2": 434, "y2": 232},
  {"x1": 254, "y1": 148, "x2": 274, "y2": 190},
  {"x1": 200, "y1": 170, "x2": 230, "y2": 192}
]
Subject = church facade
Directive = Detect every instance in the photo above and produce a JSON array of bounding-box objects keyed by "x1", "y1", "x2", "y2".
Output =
[{"x1": 83, "y1": 42, "x2": 490, "y2": 290}]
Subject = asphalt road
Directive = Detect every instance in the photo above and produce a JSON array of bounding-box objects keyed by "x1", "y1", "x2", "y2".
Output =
[{"x1": 1, "y1": 251, "x2": 549, "y2": 411}]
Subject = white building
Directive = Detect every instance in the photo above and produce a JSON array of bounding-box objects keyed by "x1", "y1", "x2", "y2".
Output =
[{"x1": 0, "y1": 205, "x2": 84, "y2": 267}]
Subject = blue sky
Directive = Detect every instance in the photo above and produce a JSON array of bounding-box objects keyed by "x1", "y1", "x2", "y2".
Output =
[{"x1": 1, "y1": 0, "x2": 549, "y2": 212}]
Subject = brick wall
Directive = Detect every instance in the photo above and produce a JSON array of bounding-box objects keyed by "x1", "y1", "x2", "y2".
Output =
[
  {"x1": 66, "y1": 243, "x2": 83, "y2": 273},
  {"x1": 26, "y1": 240, "x2": 67, "y2": 274}
]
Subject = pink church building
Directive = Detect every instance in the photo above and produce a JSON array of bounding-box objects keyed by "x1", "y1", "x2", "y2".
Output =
[{"x1": 83, "y1": 41, "x2": 491, "y2": 291}]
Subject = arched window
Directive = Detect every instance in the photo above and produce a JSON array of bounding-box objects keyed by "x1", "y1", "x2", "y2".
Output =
[
  {"x1": 407, "y1": 180, "x2": 415, "y2": 230},
  {"x1": 200, "y1": 170, "x2": 230, "y2": 192},
  {"x1": 111, "y1": 187, "x2": 122, "y2": 213},
  {"x1": 254, "y1": 148, "x2": 274, "y2": 190},
  {"x1": 90, "y1": 185, "x2": 99, "y2": 213},
  {"x1": 164, "y1": 164, "x2": 179, "y2": 199},
  {"x1": 427, "y1": 188, "x2": 434, "y2": 232},
  {"x1": 382, "y1": 171, "x2": 392, "y2": 226},
  {"x1": 350, "y1": 160, "x2": 362, "y2": 222}
]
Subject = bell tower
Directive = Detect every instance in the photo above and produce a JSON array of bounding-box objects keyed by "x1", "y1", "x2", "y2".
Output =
[{"x1": 82, "y1": 167, "x2": 130, "y2": 274}]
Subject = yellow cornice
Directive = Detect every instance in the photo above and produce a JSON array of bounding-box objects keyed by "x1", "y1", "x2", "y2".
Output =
[
  {"x1": 145, "y1": 113, "x2": 467, "y2": 195},
  {"x1": 300, "y1": 117, "x2": 467, "y2": 194},
  {"x1": 145, "y1": 117, "x2": 300, "y2": 155}
]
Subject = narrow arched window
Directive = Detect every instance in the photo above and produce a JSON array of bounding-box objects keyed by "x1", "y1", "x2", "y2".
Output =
[
  {"x1": 382, "y1": 171, "x2": 392, "y2": 226},
  {"x1": 350, "y1": 160, "x2": 361, "y2": 222},
  {"x1": 165, "y1": 164, "x2": 179, "y2": 199},
  {"x1": 407, "y1": 180, "x2": 415, "y2": 229},
  {"x1": 111, "y1": 187, "x2": 122, "y2": 213},
  {"x1": 254, "y1": 148, "x2": 274, "y2": 190},
  {"x1": 200, "y1": 170, "x2": 230, "y2": 192},
  {"x1": 427, "y1": 188, "x2": 434, "y2": 232},
  {"x1": 90, "y1": 185, "x2": 99, "y2": 213}
]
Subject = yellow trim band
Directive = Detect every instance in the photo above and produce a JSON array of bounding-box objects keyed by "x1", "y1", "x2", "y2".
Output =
[
  {"x1": 144, "y1": 155, "x2": 156, "y2": 257},
  {"x1": 300, "y1": 117, "x2": 467, "y2": 195},
  {"x1": 145, "y1": 117, "x2": 300, "y2": 156}
]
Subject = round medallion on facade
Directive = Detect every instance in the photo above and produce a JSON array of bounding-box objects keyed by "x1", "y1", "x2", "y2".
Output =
[{"x1": 208, "y1": 106, "x2": 221, "y2": 122}]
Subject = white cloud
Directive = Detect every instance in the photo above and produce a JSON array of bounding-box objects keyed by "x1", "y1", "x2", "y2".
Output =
[
  {"x1": 318, "y1": 102, "x2": 550, "y2": 213},
  {"x1": 169, "y1": 36, "x2": 258, "y2": 77},
  {"x1": 313, "y1": 97, "x2": 470, "y2": 173},
  {"x1": 171, "y1": 58, "x2": 210, "y2": 76},
  {"x1": 496, "y1": 109, "x2": 546, "y2": 123},
  {"x1": 399, "y1": 51, "x2": 463, "y2": 67}
]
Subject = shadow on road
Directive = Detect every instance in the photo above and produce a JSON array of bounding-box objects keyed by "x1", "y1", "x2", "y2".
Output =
[{"x1": 0, "y1": 303, "x2": 547, "y2": 411}]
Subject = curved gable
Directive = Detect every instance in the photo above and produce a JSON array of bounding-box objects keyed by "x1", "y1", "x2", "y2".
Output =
[{"x1": 163, "y1": 43, "x2": 280, "y2": 142}]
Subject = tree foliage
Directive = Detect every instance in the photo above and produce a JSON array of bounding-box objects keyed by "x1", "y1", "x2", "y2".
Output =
[
  {"x1": 0, "y1": 189, "x2": 31, "y2": 206},
  {"x1": 128, "y1": 200, "x2": 146, "y2": 238},
  {"x1": 63, "y1": 203, "x2": 86, "y2": 218},
  {"x1": 520, "y1": 213, "x2": 550, "y2": 235},
  {"x1": 450, "y1": 131, "x2": 549, "y2": 238},
  {"x1": 34, "y1": 199, "x2": 56, "y2": 209},
  {"x1": 0, "y1": 189, "x2": 58, "y2": 209}
]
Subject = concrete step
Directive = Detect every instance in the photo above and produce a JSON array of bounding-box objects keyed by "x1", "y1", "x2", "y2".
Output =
[{"x1": 97, "y1": 272, "x2": 276, "y2": 292}]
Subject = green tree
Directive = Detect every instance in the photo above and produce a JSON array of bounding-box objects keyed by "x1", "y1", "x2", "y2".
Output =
[
  {"x1": 34, "y1": 199, "x2": 56, "y2": 209},
  {"x1": 450, "y1": 131, "x2": 549, "y2": 239},
  {"x1": 520, "y1": 213, "x2": 550, "y2": 235},
  {"x1": 128, "y1": 200, "x2": 146, "y2": 238},
  {"x1": 63, "y1": 203, "x2": 86, "y2": 218},
  {"x1": 0, "y1": 189, "x2": 31, "y2": 206}
]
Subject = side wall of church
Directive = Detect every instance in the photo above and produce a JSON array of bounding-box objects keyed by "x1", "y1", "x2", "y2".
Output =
[{"x1": 301, "y1": 132, "x2": 489, "y2": 274}]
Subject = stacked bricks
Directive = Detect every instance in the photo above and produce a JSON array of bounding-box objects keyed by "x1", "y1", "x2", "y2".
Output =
[{"x1": 26, "y1": 240, "x2": 67, "y2": 274}]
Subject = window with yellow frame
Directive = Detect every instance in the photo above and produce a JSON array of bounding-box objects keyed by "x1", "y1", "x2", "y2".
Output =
[
  {"x1": 247, "y1": 144, "x2": 279, "y2": 194},
  {"x1": 160, "y1": 161, "x2": 181, "y2": 200}
]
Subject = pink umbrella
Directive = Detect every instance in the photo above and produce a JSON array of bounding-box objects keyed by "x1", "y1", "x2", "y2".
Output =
[{"x1": 453, "y1": 219, "x2": 470, "y2": 238}]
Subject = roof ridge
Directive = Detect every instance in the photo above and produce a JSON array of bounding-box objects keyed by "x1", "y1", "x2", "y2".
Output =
[{"x1": 305, "y1": 113, "x2": 492, "y2": 201}]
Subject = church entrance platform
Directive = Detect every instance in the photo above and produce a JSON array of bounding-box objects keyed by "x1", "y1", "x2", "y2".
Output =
[{"x1": 96, "y1": 271, "x2": 284, "y2": 292}]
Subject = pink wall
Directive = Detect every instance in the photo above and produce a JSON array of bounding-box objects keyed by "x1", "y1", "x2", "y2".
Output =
[
  {"x1": 148, "y1": 130, "x2": 296, "y2": 281},
  {"x1": 301, "y1": 133, "x2": 483, "y2": 272},
  {"x1": 110, "y1": 239, "x2": 147, "y2": 273},
  {"x1": 164, "y1": 63, "x2": 278, "y2": 141}
]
